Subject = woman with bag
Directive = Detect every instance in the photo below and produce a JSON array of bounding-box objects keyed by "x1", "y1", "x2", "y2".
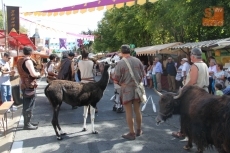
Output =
[
  {"x1": 46, "y1": 54, "x2": 58, "y2": 83},
  {"x1": 114, "y1": 45, "x2": 145, "y2": 140}
]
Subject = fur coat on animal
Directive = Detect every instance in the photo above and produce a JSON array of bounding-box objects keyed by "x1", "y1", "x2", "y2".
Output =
[
  {"x1": 155, "y1": 86, "x2": 230, "y2": 153},
  {"x1": 45, "y1": 64, "x2": 110, "y2": 140}
]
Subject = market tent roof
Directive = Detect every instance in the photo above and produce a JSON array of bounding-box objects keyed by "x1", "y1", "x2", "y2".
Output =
[
  {"x1": 0, "y1": 30, "x2": 15, "y2": 47},
  {"x1": 171, "y1": 38, "x2": 230, "y2": 51},
  {"x1": 0, "y1": 30, "x2": 36, "y2": 50},
  {"x1": 209, "y1": 38, "x2": 230, "y2": 50},
  {"x1": 135, "y1": 42, "x2": 182, "y2": 56},
  {"x1": 9, "y1": 31, "x2": 36, "y2": 50}
]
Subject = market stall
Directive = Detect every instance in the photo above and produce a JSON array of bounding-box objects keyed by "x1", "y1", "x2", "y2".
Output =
[
  {"x1": 135, "y1": 42, "x2": 183, "y2": 90},
  {"x1": 171, "y1": 37, "x2": 230, "y2": 65},
  {"x1": 135, "y1": 42, "x2": 182, "y2": 56}
]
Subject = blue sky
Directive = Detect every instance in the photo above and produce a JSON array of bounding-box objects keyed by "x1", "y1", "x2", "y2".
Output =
[{"x1": 4, "y1": 0, "x2": 105, "y2": 37}]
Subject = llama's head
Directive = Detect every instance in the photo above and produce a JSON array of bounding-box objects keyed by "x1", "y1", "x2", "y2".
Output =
[{"x1": 104, "y1": 64, "x2": 111, "y2": 74}]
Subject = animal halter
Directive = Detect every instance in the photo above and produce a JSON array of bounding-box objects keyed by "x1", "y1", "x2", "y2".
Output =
[{"x1": 158, "y1": 107, "x2": 174, "y2": 117}]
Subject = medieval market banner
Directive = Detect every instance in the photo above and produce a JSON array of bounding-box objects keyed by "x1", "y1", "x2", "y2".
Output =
[
  {"x1": 7, "y1": 6, "x2": 20, "y2": 34},
  {"x1": 22, "y1": 0, "x2": 158, "y2": 17}
]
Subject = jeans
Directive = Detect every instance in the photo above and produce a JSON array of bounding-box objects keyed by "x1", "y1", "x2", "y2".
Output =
[
  {"x1": 152, "y1": 74, "x2": 157, "y2": 89},
  {"x1": 223, "y1": 87, "x2": 230, "y2": 95},
  {"x1": 208, "y1": 77, "x2": 215, "y2": 94},
  {"x1": 75, "y1": 73, "x2": 80, "y2": 82},
  {"x1": 1, "y1": 85, "x2": 12, "y2": 102}
]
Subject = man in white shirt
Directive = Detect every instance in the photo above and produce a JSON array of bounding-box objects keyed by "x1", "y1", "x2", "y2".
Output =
[
  {"x1": 181, "y1": 58, "x2": 191, "y2": 85},
  {"x1": 78, "y1": 51, "x2": 97, "y2": 113},
  {"x1": 0, "y1": 53, "x2": 15, "y2": 103},
  {"x1": 78, "y1": 51, "x2": 94, "y2": 83}
]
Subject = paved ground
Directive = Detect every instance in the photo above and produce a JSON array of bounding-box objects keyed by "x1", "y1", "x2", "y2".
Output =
[
  {"x1": 0, "y1": 76, "x2": 21, "y2": 153},
  {"x1": 1, "y1": 76, "x2": 218, "y2": 153}
]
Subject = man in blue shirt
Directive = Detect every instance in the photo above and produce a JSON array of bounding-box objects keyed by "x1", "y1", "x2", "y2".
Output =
[
  {"x1": 166, "y1": 57, "x2": 177, "y2": 92},
  {"x1": 155, "y1": 57, "x2": 163, "y2": 92},
  {"x1": 0, "y1": 53, "x2": 15, "y2": 104}
]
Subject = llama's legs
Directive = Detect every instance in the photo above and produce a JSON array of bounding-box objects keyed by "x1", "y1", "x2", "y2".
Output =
[
  {"x1": 52, "y1": 106, "x2": 62, "y2": 140},
  {"x1": 82, "y1": 105, "x2": 89, "y2": 131},
  {"x1": 90, "y1": 105, "x2": 98, "y2": 134},
  {"x1": 56, "y1": 105, "x2": 66, "y2": 135}
]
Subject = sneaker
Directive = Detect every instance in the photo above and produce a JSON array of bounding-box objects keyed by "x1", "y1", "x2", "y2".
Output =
[{"x1": 11, "y1": 105, "x2": 17, "y2": 111}]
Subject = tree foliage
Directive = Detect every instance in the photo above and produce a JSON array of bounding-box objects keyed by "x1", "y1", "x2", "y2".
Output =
[{"x1": 93, "y1": 0, "x2": 230, "y2": 52}]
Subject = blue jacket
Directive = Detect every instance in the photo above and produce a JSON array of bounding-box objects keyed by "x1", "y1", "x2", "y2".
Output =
[{"x1": 166, "y1": 62, "x2": 177, "y2": 76}]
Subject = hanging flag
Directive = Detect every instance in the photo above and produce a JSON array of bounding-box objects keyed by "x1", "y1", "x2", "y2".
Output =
[
  {"x1": 59, "y1": 38, "x2": 67, "y2": 49},
  {"x1": 45, "y1": 38, "x2": 50, "y2": 49},
  {"x1": 7, "y1": 6, "x2": 20, "y2": 34}
]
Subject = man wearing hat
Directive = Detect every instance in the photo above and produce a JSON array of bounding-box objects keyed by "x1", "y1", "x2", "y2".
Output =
[{"x1": 181, "y1": 58, "x2": 191, "y2": 85}]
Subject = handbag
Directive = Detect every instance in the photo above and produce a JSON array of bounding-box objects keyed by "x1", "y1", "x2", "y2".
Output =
[
  {"x1": 123, "y1": 58, "x2": 147, "y2": 103},
  {"x1": 24, "y1": 88, "x2": 36, "y2": 98}
]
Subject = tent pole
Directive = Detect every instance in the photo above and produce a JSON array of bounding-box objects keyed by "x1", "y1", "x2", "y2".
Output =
[
  {"x1": 17, "y1": 40, "x2": 19, "y2": 56},
  {"x1": 3, "y1": 3, "x2": 7, "y2": 52},
  {"x1": 1, "y1": 0, "x2": 6, "y2": 53}
]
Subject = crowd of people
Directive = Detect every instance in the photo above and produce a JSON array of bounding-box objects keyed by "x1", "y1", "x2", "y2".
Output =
[
  {"x1": 2, "y1": 45, "x2": 230, "y2": 143},
  {"x1": 142, "y1": 56, "x2": 191, "y2": 93},
  {"x1": 141, "y1": 51, "x2": 230, "y2": 97}
]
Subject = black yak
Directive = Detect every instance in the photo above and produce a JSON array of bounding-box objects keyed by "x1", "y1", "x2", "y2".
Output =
[
  {"x1": 45, "y1": 64, "x2": 110, "y2": 140},
  {"x1": 155, "y1": 86, "x2": 230, "y2": 153}
]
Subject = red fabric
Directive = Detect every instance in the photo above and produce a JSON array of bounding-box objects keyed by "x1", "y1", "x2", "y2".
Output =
[
  {"x1": 9, "y1": 31, "x2": 36, "y2": 50},
  {"x1": 0, "y1": 30, "x2": 36, "y2": 50}
]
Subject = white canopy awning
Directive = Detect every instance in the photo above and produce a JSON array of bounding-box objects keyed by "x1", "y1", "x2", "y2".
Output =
[
  {"x1": 171, "y1": 38, "x2": 230, "y2": 51},
  {"x1": 135, "y1": 42, "x2": 182, "y2": 56}
]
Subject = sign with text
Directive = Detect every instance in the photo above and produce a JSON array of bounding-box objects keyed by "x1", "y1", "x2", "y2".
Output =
[
  {"x1": 202, "y1": 7, "x2": 224, "y2": 26},
  {"x1": 7, "y1": 6, "x2": 20, "y2": 34}
]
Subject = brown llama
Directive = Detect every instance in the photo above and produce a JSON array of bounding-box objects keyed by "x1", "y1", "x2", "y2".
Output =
[{"x1": 44, "y1": 64, "x2": 110, "y2": 140}]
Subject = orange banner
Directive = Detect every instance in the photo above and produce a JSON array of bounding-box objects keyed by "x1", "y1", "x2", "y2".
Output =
[{"x1": 202, "y1": 7, "x2": 224, "y2": 26}]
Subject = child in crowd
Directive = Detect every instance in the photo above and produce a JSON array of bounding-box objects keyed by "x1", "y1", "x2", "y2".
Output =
[{"x1": 215, "y1": 83, "x2": 223, "y2": 96}]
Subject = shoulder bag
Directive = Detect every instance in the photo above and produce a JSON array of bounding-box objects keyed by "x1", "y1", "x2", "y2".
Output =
[{"x1": 123, "y1": 58, "x2": 147, "y2": 103}]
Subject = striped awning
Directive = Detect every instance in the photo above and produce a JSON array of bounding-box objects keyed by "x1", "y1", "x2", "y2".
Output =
[
  {"x1": 135, "y1": 42, "x2": 182, "y2": 56},
  {"x1": 22, "y1": 0, "x2": 158, "y2": 17},
  {"x1": 171, "y1": 38, "x2": 230, "y2": 50}
]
